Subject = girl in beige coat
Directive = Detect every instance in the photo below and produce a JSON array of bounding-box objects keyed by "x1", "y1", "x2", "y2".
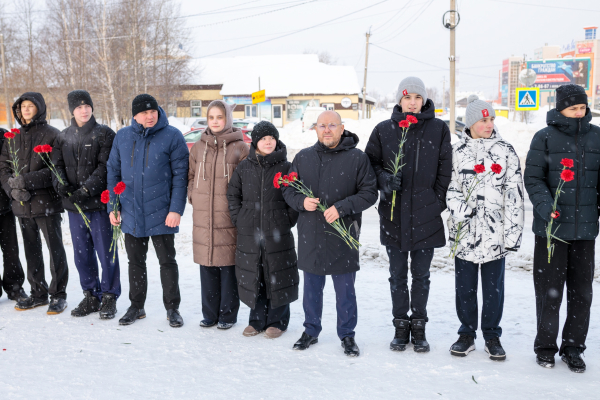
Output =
[{"x1": 188, "y1": 100, "x2": 249, "y2": 329}]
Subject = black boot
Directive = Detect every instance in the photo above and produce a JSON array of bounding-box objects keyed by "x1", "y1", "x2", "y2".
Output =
[
  {"x1": 450, "y1": 335, "x2": 475, "y2": 357},
  {"x1": 167, "y1": 309, "x2": 184, "y2": 328},
  {"x1": 7, "y1": 288, "x2": 28, "y2": 302},
  {"x1": 47, "y1": 298, "x2": 68, "y2": 315},
  {"x1": 410, "y1": 319, "x2": 430, "y2": 353},
  {"x1": 99, "y1": 294, "x2": 117, "y2": 320},
  {"x1": 71, "y1": 291, "x2": 100, "y2": 317},
  {"x1": 217, "y1": 321, "x2": 235, "y2": 330},
  {"x1": 15, "y1": 296, "x2": 49, "y2": 310},
  {"x1": 293, "y1": 332, "x2": 318, "y2": 350},
  {"x1": 390, "y1": 318, "x2": 411, "y2": 351},
  {"x1": 119, "y1": 306, "x2": 146, "y2": 325},
  {"x1": 536, "y1": 354, "x2": 555, "y2": 369},
  {"x1": 341, "y1": 337, "x2": 360, "y2": 357},
  {"x1": 199, "y1": 319, "x2": 217, "y2": 328},
  {"x1": 561, "y1": 347, "x2": 586, "y2": 373},
  {"x1": 485, "y1": 337, "x2": 506, "y2": 361}
]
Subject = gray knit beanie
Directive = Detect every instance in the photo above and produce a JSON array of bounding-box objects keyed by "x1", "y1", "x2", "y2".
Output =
[
  {"x1": 396, "y1": 76, "x2": 428, "y2": 105},
  {"x1": 465, "y1": 95, "x2": 495, "y2": 129}
]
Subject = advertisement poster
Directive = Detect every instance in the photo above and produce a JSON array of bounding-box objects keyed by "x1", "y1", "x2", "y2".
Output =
[
  {"x1": 501, "y1": 59, "x2": 509, "y2": 106},
  {"x1": 286, "y1": 99, "x2": 321, "y2": 121},
  {"x1": 526, "y1": 58, "x2": 592, "y2": 90}
]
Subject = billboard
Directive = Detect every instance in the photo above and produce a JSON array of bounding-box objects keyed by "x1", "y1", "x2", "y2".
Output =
[
  {"x1": 286, "y1": 99, "x2": 321, "y2": 121},
  {"x1": 526, "y1": 58, "x2": 592, "y2": 90}
]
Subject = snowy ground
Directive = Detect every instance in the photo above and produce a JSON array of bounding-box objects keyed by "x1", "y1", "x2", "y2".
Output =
[{"x1": 1, "y1": 203, "x2": 599, "y2": 399}]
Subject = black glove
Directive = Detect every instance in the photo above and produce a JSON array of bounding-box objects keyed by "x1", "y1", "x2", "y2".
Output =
[
  {"x1": 68, "y1": 187, "x2": 90, "y2": 205},
  {"x1": 11, "y1": 189, "x2": 31, "y2": 202},
  {"x1": 8, "y1": 175, "x2": 26, "y2": 190},
  {"x1": 57, "y1": 183, "x2": 76, "y2": 198},
  {"x1": 385, "y1": 172, "x2": 402, "y2": 192}
]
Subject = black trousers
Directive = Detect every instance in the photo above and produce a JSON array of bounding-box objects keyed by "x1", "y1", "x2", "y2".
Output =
[
  {"x1": 19, "y1": 214, "x2": 69, "y2": 300},
  {"x1": 124, "y1": 233, "x2": 181, "y2": 310},
  {"x1": 533, "y1": 235, "x2": 594, "y2": 356},
  {"x1": 199, "y1": 265, "x2": 240, "y2": 324},
  {"x1": 249, "y1": 264, "x2": 290, "y2": 331},
  {"x1": 386, "y1": 246, "x2": 434, "y2": 321},
  {"x1": 0, "y1": 211, "x2": 24, "y2": 297}
]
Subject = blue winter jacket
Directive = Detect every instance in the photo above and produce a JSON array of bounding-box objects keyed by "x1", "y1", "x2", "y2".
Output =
[{"x1": 107, "y1": 107, "x2": 189, "y2": 237}]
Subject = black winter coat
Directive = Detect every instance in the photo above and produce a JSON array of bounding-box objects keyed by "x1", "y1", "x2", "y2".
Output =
[
  {"x1": 524, "y1": 108, "x2": 600, "y2": 240},
  {"x1": 0, "y1": 130, "x2": 11, "y2": 215},
  {"x1": 365, "y1": 100, "x2": 452, "y2": 251},
  {"x1": 52, "y1": 116, "x2": 116, "y2": 213},
  {"x1": 227, "y1": 142, "x2": 299, "y2": 309},
  {"x1": 0, "y1": 92, "x2": 63, "y2": 218},
  {"x1": 282, "y1": 131, "x2": 378, "y2": 276}
]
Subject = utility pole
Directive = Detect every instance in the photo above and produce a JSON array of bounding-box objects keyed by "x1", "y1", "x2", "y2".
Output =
[
  {"x1": 0, "y1": 34, "x2": 10, "y2": 129},
  {"x1": 361, "y1": 29, "x2": 371, "y2": 120},
  {"x1": 449, "y1": 1, "x2": 456, "y2": 135},
  {"x1": 442, "y1": 76, "x2": 446, "y2": 111}
]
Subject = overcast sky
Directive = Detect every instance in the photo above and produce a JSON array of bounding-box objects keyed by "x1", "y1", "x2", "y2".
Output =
[{"x1": 178, "y1": 0, "x2": 600, "y2": 100}]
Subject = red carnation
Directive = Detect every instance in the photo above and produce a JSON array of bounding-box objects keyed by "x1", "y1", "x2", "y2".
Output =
[
  {"x1": 560, "y1": 169, "x2": 574, "y2": 182},
  {"x1": 33, "y1": 145, "x2": 43, "y2": 153},
  {"x1": 113, "y1": 182, "x2": 126, "y2": 195},
  {"x1": 560, "y1": 158, "x2": 574, "y2": 168},
  {"x1": 100, "y1": 190, "x2": 110, "y2": 204},
  {"x1": 281, "y1": 175, "x2": 290, "y2": 187},
  {"x1": 553, "y1": 211, "x2": 560, "y2": 219},
  {"x1": 273, "y1": 172, "x2": 282, "y2": 189},
  {"x1": 10, "y1": 128, "x2": 19, "y2": 135},
  {"x1": 288, "y1": 172, "x2": 298, "y2": 181},
  {"x1": 406, "y1": 115, "x2": 418, "y2": 124},
  {"x1": 491, "y1": 163, "x2": 503, "y2": 174},
  {"x1": 473, "y1": 164, "x2": 486, "y2": 174},
  {"x1": 399, "y1": 120, "x2": 410, "y2": 129},
  {"x1": 41, "y1": 144, "x2": 52, "y2": 153},
  {"x1": 4, "y1": 132, "x2": 14, "y2": 139}
]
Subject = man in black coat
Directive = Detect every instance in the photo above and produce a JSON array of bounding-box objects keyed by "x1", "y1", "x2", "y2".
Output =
[
  {"x1": 0, "y1": 92, "x2": 68, "y2": 314},
  {"x1": 52, "y1": 90, "x2": 120, "y2": 320},
  {"x1": 0, "y1": 128, "x2": 26, "y2": 302},
  {"x1": 282, "y1": 111, "x2": 378, "y2": 357},
  {"x1": 365, "y1": 76, "x2": 452, "y2": 352}
]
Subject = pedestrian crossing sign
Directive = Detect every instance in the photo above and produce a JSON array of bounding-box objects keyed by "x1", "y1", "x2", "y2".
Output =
[{"x1": 515, "y1": 87, "x2": 539, "y2": 111}]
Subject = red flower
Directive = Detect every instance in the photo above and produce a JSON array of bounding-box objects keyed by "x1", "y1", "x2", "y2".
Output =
[
  {"x1": 473, "y1": 164, "x2": 486, "y2": 174},
  {"x1": 41, "y1": 144, "x2": 52, "y2": 153},
  {"x1": 560, "y1": 158, "x2": 574, "y2": 168},
  {"x1": 553, "y1": 211, "x2": 560, "y2": 219},
  {"x1": 288, "y1": 172, "x2": 298, "y2": 181},
  {"x1": 398, "y1": 120, "x2": 410, "y2": 129},
  {"x1": 100, "y1": 190, "x2": 110, "y2": 204},
  {"x1": 33, "y1": 145, "x2": 43, "y2": 153},
  {"x1": 10, "y1": 128, "x2": 19, "y2": 135},
  {"x1": 273, "y1": 172, "x2": 282, "y2": 189},
  {"x1": 113, "y1": 182, "x2": 126, "y2": 195},
  {"x1": 560, "y1": 169, "x2": 575, "y2": 182},
  {"x1": 281, "y1": 175, "x2": 290, "y2": 187},
  {"x1": 406, "y1": 115, "x2": 418, "y2": 124},
  {"x1": 4, "y1": 132, "x2": 14, "y2": 139},
  {"x1": 491, "y1": 163, "x2": 503, "y2": 174}
]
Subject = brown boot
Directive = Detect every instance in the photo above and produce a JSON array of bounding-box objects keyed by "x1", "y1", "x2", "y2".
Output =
[
  {"x1": 265, "y1": 327, "x2": 286, "y2": 339},
  {"x1": 243, "y1": 325, "x2": 261, "y2": 337}
]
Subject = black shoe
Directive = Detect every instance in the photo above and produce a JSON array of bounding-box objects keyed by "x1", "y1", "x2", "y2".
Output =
[
  {"x1": 561, "y1": 347, "x2": 586, "y2": 373},
  {"x1": 47, "y1": 298, "x2": 68, "y2": 315},
  {"x1": 410, "y1": 319, "x2": 430, "y2": 353},
  {"x1": 536, "y1": 354, "x2": 555, "y2": 369},
  {"x1": 450, "y1": 335, "x2": 476, "y2": 357},
  {"x1": 217, "y1": 322, "x2": 235, "y2": 330},
  {"x1": 71, "y1": 291, "x2": 100, "y2": 317},
  {"x1": 7, "y1": 288, "x2": 28, "y2": 302},
  {"x1": 99, "y1": 294, "x2": 117, "y2": 320},
  {"x1": 390, "y1": 318, "x2": 410, "y2": 351},
  {"x1": 167, "y1": 309, "x2": 184, "y2": 328},
  {"x1": 199, "y1": 319, "x2": 217, "y2": 328},
  {"x1": 485, "y1": 337, "x2": 506, "y2": 361},
  {"x1": 119, "y1": 306, "x2": 146, "y2": 325},
  {"x1": 15, "y1": 296, "x2": 49, "y2": 310},
  {"x1": 341, "y1": 336, "x2": 360, "y2": 357},
  {"x1": 293, "y1": 332, "x2": 318, "y2": 350}
]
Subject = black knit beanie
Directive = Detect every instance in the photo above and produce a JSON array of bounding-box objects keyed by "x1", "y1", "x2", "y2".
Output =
[
  {"x1": 556, "y1": 84, "x2": 588, "y2": 111},
  {"x1": 251, "y1": 121, "x2": 279, "y2": 148},
  {"x1": 132, "y1": 94, "x2": 159, "y2": 117},
  {"x1": 68, "y1": 90, "x2": 93, "y2": 114}
]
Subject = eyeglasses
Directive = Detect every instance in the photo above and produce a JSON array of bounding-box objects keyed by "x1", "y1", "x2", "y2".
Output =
[{"x1": 316, "y1": 123, "x2": 340, "y2": 131}]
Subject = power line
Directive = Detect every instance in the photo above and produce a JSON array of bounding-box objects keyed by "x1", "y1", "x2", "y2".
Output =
[
  {"x1": 372, "y1": 0, "x2": 414, "y2": 33},
  {"x1": 376, "y1": 0, "x2": 435, "y2": 44},
  {"x1": 488, "y1": 0, "x2": 600, "y2": 12}
]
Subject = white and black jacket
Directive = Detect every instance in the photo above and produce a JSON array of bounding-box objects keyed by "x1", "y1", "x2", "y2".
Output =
[{"x1": 446, "y1": 129, "x2": 524, "y2": 264}]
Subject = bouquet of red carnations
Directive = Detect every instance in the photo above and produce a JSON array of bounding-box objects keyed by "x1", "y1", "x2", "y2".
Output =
[{"x1": 101, "y1": 181, "x2": 126, "y2": 262}]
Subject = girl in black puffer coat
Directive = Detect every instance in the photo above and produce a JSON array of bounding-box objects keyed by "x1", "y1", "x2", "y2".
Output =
[{"x1": 227, "y1": 121, "x2": 298, "y2": 339}]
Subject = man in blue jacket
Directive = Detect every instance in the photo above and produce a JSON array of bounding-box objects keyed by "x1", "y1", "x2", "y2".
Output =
[{"x1": 107, "y1": 94, "x2": 189, "y2": 328}]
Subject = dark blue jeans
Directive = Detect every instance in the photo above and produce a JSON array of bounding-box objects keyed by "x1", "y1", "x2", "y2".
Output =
[
  {"x1": 69, "y1": 210, "x2": 121, "y2": 300},
  {"x1": 302, "y1": 271, "x2": 357, "y2": 340},
  {"x1": 455, "y1": 256, "x2": 505, "y2": 340}
]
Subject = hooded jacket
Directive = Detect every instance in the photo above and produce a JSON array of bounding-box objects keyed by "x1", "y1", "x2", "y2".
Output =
[
  {"x1": 227, "y1": 142, "x2": 299, "y2": 309},
  {"x1": 447, "y1": 128, "x2": 525, "y2": 263},
  {"x1": 365, "y1": 99, "x2": 452, "y2": 251},
  {"x1": 106, "y1": 106, "x2": 189, "y2": 238},
  {"x1": 0, "y1": 130, "x2": 12, "y2": 215},
  {"x1": 0, "y1": 92, "x2": 63, "y2": 218},
  {"x1": 188, "y1": 100, "x2": 249, "y2": 267},
  {"x1": 281, "y1": 130, "x2": 378, "y2": 276},
  {"x1": 525, "y1": 107, "x2": 600, "y2": 240}
]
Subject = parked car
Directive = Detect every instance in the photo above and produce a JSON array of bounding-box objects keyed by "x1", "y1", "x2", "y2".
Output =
[
  {"x1": 301, "y1": 106, "x2": 327, "y2": 132},
  {"x1": 191, "y1": 118, "x2": 208, "y2": 131},
  {"x1": 182, "y1": 128, "x2": 251, "y2": 150},
  {"x1": 440, "y1": 117, "x2": 466, "y2": 136}
]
